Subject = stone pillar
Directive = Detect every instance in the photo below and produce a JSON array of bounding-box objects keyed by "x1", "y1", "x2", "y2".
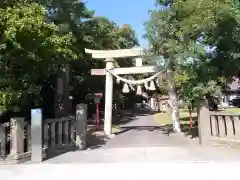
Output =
[
  {"x1": 54, "y1": 64, "x2": 71, "y2": 117},
  {"x1": 0, "y1": 124, "x2": 7, "y2": 158},
  {"x1": 31, "y1": 109, "x2": 42, "y2": 163},
  {"x1": 10, "y1": 118, "x2": 25, "y2": 158},
  {"x1": 197, "y1": 99, "x2": 211, "y2": 145},
  {"x1": 104, "y1": 58, "x2": 114, "y2": 136},
  {"x1": 76, "y1": 104, "x2": 87, "y2": 150}
]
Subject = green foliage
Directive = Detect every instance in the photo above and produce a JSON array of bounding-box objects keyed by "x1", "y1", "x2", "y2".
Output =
[
  {"x1": 0, "y1": 2, "x2": 76, "y2": 112},
  {"x1": 69, "y1": 16, "x2": 139, "y2": 105},
  {"x1": 0, "y1": 0, "x2": 139, "y2": 114},
  {"x1": 145, "y1": 0, "x2": 240, "y2": 108}
]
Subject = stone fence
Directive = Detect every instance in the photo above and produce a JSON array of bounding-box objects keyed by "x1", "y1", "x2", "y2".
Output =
[
  {"x1": 198, "y1": 100, "x2": 240, "y2": 146},
  {"x1": 0, "y1": 104, "x2": 87, "y2": 164}
]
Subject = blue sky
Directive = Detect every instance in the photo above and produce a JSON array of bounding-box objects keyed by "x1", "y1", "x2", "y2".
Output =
[{"x1": 84, "y1": 0, "x2": 156, "y2": 48}]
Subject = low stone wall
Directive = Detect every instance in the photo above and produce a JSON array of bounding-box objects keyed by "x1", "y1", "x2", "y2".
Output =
[
  {"x1": 0, "y1": 104, "x2": 87, "y2": 164},
  {"x1": 198, "y1": 100, "x2": 240, "y2": 146}
]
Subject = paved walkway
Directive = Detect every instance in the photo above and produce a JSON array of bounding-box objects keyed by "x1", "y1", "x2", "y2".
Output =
[
  {"x1": 1, "y1": 114, "x2": 240, "y2": 178},
  {"x1": 103, "y1": 114, "x2": 195, "y2": 148},
  {"x1": 44, "y1": 146, "x2": 240, "y2": 163},
  {"x1": 43, "y1": 114, "x2": 240, "y2": 163},
  {"x1": 2, "y1": 161, "x2": 240, "y2": 180}
]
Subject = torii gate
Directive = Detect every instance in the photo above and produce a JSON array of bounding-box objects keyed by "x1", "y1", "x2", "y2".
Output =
[{"x1": 85, "y1": 48, "x2": 163, "y2": 136}]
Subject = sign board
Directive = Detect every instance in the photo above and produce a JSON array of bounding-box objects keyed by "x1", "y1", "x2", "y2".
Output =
[
  {"x1": 86, "y1": 92, "x2": 103, "y2": 100},
  {"x1": 94, "y1": 97, "x2": 101, "y2": 104},
  {"x1": 94, "y1": 93, "x2": 103, "y2": 98},
  {"x1": 91, "y1": 69, "x2": 106, "y2": 76},
  {"x1": 135, "y1": 58, "x2": 143, "y2": 67}
]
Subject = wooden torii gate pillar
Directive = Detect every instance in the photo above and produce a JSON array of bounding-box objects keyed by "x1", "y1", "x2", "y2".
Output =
[{"x1": 85, "y1": 48, "x2": 160, "y2": 136}]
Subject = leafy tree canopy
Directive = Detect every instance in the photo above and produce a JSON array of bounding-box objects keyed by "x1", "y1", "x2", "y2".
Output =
[
  {"x1": 0, "y1": 0, "x2": 139, "y2": 114},
  {"x1": 145, "y1": 0, "x2": 240, "y2": 107}
]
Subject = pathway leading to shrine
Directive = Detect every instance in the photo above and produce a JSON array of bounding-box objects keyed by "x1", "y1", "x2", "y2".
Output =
[
  {"x1": 42, "y1": 113, "x2": 240, "y2": 163},
  {"x1": 103, "y1": 113, "x2": 195, "y2": 148}
]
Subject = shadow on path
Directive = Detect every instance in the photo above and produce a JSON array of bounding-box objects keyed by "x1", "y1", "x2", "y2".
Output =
[
  {"x1": 87, "y1": 130, "x2": 108, "y2": 150},
  {"x1": 43, "y1": 113, "x2": 199, "y2": 162},
  {"x1": 115, "y1": 125, "x2": 169, "y2": 135},
  {"x1": 44, "y1": 131, "x2": 109, "y2": 160},
  {"x1": 44, "y1": 146, "x2": 78, "y2": 161},
  {"x1": 101, "y1": 113, "x2": 193, "y2": 148},
  {"x1": 162, "y1": 116, "x2": 199, "y2": 139}
]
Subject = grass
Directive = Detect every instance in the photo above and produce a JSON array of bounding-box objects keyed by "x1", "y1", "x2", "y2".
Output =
[
  {"x1": 154, "y1": 107, "x2": 240, "y2": 136},
  {"x1": 224, "y1": 108, "x2": 240, "y2": 113},
  {"x1": 154, "y1": 107, "x2": 240, "y2": 127},
  {"x1": 154, "y1": 109, "x2": 197, "y2": 126},
  {"x1": 154, "y1": 109, "x2": 198, "y2": 136}
]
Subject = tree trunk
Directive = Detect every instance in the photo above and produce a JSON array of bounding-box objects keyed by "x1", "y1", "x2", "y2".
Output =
[
  {"x1": 188, "y1": 105, "x2": 193, "y2": 128},
  {"x1": 166, "y1": 68, "x2": 181, "y2": 133},
  {"x1": 155, "y1": 92, "x2": 161, "y2": 112}
]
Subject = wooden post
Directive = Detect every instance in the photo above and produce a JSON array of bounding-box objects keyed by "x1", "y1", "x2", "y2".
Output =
[
  {"x1": 55, "y1": 76, "x2": 64, "y2": 118},
  {"x1": 197, "y1": 99, "x2": 211, "y2": 145},
  {"x1": 10, "y1": 117, "x2": 25, "y2": 158},
  {"x1": 104, "y1": 58, "x2": 114, "y2": 136},
  {"x1": 63, "y1": 64, "x2": 71, "y2": 116},
  {"x1": 76, "y1": 104, "x2": 87, "y2": 150},
  {"x1": 54, "y1": 64, "x2": 71, "y2": 118}
]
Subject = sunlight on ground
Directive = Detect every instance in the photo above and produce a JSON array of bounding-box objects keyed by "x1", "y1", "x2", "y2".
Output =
[
  {"x1": 224, "y1": 108, "x2": 240, "y2": 113},
  {"x1": 112, "y1": 125, "x2": 121, "y2": 133},
  {"x1": 87, "y1": 125, "x2": 121, "y2": 134},
  {"x1": 154, "y1": 109, "x2": 197, "y2": 126},
  {"x1": 88, "y1": 107, "x2": 240, "y2": 135},
  {"x1": 154, "y1": 108, "x2": 240, "y2": 127}
]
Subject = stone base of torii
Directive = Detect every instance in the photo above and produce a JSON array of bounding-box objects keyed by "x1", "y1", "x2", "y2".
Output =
[{"x1": 85, "y1": 48, "x2": 162, "y2": 136}]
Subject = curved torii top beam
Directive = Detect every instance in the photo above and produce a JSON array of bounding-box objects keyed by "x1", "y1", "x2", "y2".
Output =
[{"x1": 85, "y1": 48, "x2": 145, "y2": 59}]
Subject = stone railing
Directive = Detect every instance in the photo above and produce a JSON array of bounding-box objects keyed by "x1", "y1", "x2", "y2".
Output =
[
  {"x1": 198, "y1": 100, "x2": 240, "y2": 146},
  {"x1": 0, "y1": 104, "x2": 87, "y2": 164}
]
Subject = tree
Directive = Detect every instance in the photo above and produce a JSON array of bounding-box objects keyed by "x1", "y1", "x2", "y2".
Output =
[
  {"x1": 36, "y1": 0, "x2": 139, "y2": 115},
  {"x1": 166, "y1": 0, "x2": 240, "y2": 107},
  {"x1": 0, "y1": 0, "x2": 139, "y2": 118},
  {"x1": 145, "y1": 0, "x2": 240, "y2": 131},
  {"x1": 145, "y1": 3, "x2": 184, "y2": 133},
  {"x1": 0, "y1": 2, "x2": 76, "y2": 113},
  {"x1": 70, "y1": 17, "x2": 139, "y2": 111}
]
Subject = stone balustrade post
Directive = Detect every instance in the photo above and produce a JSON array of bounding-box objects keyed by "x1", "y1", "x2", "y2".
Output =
[
  {"x1": 197, "y1": 99, "x2": 211, "y2": 145},
  {"x1": 10, "y1": 117, "x2": 25, "y2": 158},
  {"x1": 75, "y1": 104, "x2": 87, "y2": 150}
]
